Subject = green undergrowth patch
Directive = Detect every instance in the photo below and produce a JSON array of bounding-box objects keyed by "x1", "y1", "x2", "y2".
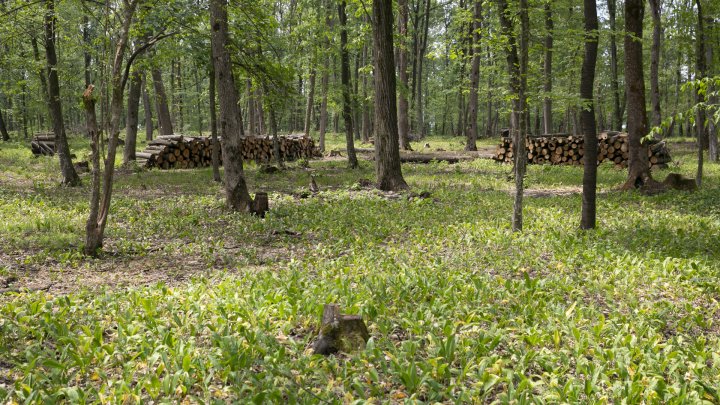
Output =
[{"x1": 1, "y1": 135, "x2": 720, "y2": 402}]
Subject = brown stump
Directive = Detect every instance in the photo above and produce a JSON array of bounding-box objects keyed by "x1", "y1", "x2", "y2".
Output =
[
  {"x1": 252, "y1": 192, "x2": 269, "y2": 217},
  {"x1": 313, "y1": 304, "x2": 370, "y2": 355}
]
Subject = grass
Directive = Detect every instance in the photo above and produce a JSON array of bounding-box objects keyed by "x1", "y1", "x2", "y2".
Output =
[{"x1": 1, "y1": 132, "x2": 720, "y2": 403}]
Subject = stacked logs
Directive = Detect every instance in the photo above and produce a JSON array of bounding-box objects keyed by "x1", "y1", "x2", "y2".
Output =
[
  {"x1": 136, "y1": 134, "x2": 315, "y2": 169},
  {"x1": 31, "y1": 133, "x2": 56, "y2": 156},
  {"x1": 493, "y1": 132, "x2": 672, "y2": 168}
]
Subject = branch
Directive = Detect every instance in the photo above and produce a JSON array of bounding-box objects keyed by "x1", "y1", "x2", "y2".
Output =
[
  {"x1": 0, "y1": 0, "x2": 44, "y2": 18},
  {"x1": 120, "y1": 31, "x2": 177, "y2": 90}
]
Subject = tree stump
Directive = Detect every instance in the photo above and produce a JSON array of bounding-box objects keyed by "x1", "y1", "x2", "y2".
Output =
[
  {"x1": 313, "y1": 304, "x2": 370, "y2": 355},
  {"x1": 252, "y1": 192, "x2": 269, "y2": 217}
]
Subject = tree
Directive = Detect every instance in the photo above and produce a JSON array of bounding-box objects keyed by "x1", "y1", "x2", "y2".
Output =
[
  {"x1": 152, "y1": 67, "x2": 174, "y2": 135},
  {"x1": 580, "y1": 0, "x2": 599, "y2": 229},
  {"x1": 44, "y1": 0, "x2": 80, "y2": 186},
  {"x1": 397, "y1": 0, "x2": 411, "y2": 150},
  {"x1": 85, "y1": 0, "x2": 141, "y2": 255},
  {"x1": 648, "y1": 0, "x2": 662, "y2": 129},
  {"x1": 372, "y1": 0, "x2": 408, "y2": 191},
  {"x1": 694, "y1": 0, "x2": 706, "y2": 186},
  {"x1": 123, "y1": 68, "x2": 143, "y2": 165},
  {"x1": 338, "y1": 0, "x2": 358, "y2": 169},
  {"x1": 622, "y1": 0, "x2": 654, "y2": 189},
  {"x1": 210, "y1": 0, "x2": 252, "y2": 210},
  {"x1": 465, "y1": 0, "x2": 481, "y2": 151},
  {"x1": 608, "y1": 0, "x2": 622, "y2": 131},
  {"x1": 543, "y1": 1, "x2": 553, "y2": 134}
]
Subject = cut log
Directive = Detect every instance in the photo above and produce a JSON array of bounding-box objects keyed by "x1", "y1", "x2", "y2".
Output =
[{"x1": 312, "y1": 304, "x2": 370, "y2": 355}]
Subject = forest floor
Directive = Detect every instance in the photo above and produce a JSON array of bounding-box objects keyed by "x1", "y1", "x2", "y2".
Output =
[{"x1": 1, "y1": 133, "x2": 720, "y2": 403}]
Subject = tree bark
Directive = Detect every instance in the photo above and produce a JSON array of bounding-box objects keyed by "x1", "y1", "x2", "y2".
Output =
[
  {"x1": 707, "y1": 19, "x2": 718, "y2": 162},
  {"x1": 648, "y1": 0, "x2": 662, "y2": 129},
  {"x1": 372, "y1": 0, "x2": 408, "y2": 191},
  {"x1": 44, "y1": 0, "x2": 80, "y2": 186},
  {"x1": 465, "y1": 0, "x2": 482, "y2": 151},
  {"x1": 397, "y1": 0, "x2": 411, "y2": 149},
  {"x1": 211, "y1": 0, "x2": 252, "y2": 210},
  {"x1": 84, "y1": 0, "x2": 139, "y2": 255},
  {"x1": 304, "y1": 68, "x2": 316, "y2": 137},
  {"x1": 622, "y1": 0, "x2": 653, "y2": 189},
  {"x1": 123, "y1": 68, "x2": 143, "y2": 165},
  {"x1": 247, "y1": 79, "x2": 255, "y2": 136},
  {"x1": 339, "y1": 0, "x2": 358, "y2": 168},
  {"x1": 209, "y1": 61, "x2": 221, "y2": 182},
  {"x1": 0, "y1": 100, "x2": 9, "y2": 140},
  {"x1": 608, "y1": 0, "x2": 622, "y2": 131},
  {"x1": 318, "y1": 62, "x2": 329, "y2": 152},
  {"x1": 580, "y1": 0, "x2": 599, "y2": 229},
  {"x1": 694, "y1": 0, "x2": 706, "y2": 186},
  {"x1": 142, "y1": 73, "x2": 153, "y2": 141},
  {"x1": 543, "y1": 2, "x2": 553, "y2": 134},
  {"x1": 361, "y1": 44, "x2": 371, "y2": 142},
  {"x1": 152, "y1": 68, "x2": 174, "y2": 135}
]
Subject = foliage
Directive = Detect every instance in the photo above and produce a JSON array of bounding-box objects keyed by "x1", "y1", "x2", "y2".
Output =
[{"x1": 1, "y1": 135, "x2": 720, "y2": 402}]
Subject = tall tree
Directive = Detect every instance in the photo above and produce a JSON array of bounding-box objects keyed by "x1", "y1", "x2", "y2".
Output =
[
  {"x1": 123, "y1": 67, "x2": 143, "y2": 165},
  {"x1": 694, "y1": 0, "x2": 706, "y2": 186},
  {"x1": 210, "y1": 0, "x2": 252, "y2": 210},
  {"x1": 152, "y1": 67, "x2": 174, "y2": 135},
  {"x1": 622, "y1": 0, "x2": 654, "y2": 189},
  {"x1": 142, "y1": 74, "x2": 153, "y2": 141},
  {"x1": 0, "y1": 102, "x2": 9, "y2": 140},
  {"x1": 608, "y1": 0, "x2": 622, "y2": 131},
  {"x1": 304, "y1": 68, "x2": 316, "y2": 138},
  {"x1": 465, "y1": 0, "x2": 482, "y2": 151},
  {"x1": 543, "y1": 1, "x2": 553, "y2": 134},
  {"x1": 648, "y1": 0, "x2": 662, "y2": 129},
  {"x1": 44, "y1": 0, "x2": 80, "y2": 186},
  {"x1": 581, "y1": 0, "x2": 599, "y2": 229},
  {"x1": 372, "y1": 0, "x2": 408, "y2": 191},
  {"x1": 209, "y1": 61, "x2": 221, "y2": 182},
  {"x1": 338, "y1": 0, "x2": 358, "y2": 168},
  {"x1": 397, "y1": 0, "x2": 412, "y2": 150}
]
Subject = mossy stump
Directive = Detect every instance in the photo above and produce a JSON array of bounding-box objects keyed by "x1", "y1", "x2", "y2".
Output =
[{"x1": 313, "y1": 304, "x2": 369, "y2": 355}]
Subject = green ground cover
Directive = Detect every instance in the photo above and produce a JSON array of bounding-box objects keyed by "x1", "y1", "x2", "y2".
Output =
[{"x1": 1, "y1": 133, "x2": 719, "y2": 403}]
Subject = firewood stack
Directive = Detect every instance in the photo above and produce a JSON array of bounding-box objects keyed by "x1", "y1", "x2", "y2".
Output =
[
  {"x1": 136, "y1": 134, "x2": 315, "y2": 169},
  {"x1": 30, "y1": 133, "x2": 56, "y2": 156},
  {"x1": 493, "y1": 132, "x2": 672, "y2": 168}
]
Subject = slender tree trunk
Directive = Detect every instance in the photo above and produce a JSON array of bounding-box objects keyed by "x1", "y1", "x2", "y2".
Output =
[
  {"x1": 353, "y1": 52, "x2": 362, "y2": 140},
  {"x1": 622, "y1": 0, "x2": 653, "y2": 189},
  {"x1": 543, "y1": 2, "x2": 553, "y2": 134},
  {"x1": 339, "y1": 0, "x2": 358, "y2": 168},
  {"x1": 210, "y1": 0, "x2": 252, "y2": 210},
  {"x1": 152, "y1": 68, "x2": 174, "y2": 135},
  {"x1": 123, "y1": 68, "x2": 143, "y2": 165},
  {"x1": 465, "y1": 0, "x2": 482, "y2": 151},
  {"x1": 83, "y1": 15, "x2": 92, "y2": 87},
  {"x1": 193, "y1": 64, "x2": 203, "y2": 136},
  {"x1": 246, "y1": 79, "x2": 255, "y2": 136},
  {"x1": 362, "y1": 45, "x2": 371, "y2": 142},
  {"x1": 209, "y1": 61, "x2": 221, "y2": 182},
  {"x1": 694, "y1": 0, "x2": 706, "y2": 186},
  {"x1": 707, "y1": 22, "x2": 718, "y2": 162},
  {"x1": 304, "y1": 68, "x2": 316, "y2": 137},
  {"x1": 648, "y1": 0, "x2": 662, "y2": 129},
  {"x1": 319, "y1": 62, "x2": 329, "y2": 152},
  {"x1": 608, "y1": 0, "x2": 622, "y2": 131},
  {"x1": 256, "y1": 87, "x2": 265, "y2": 134},
  {"x1": 397, "y1": 0, "x2": 412, "y2": 149},
  {"x1": 176, "y1": 60, "x2": 184, "y2": 132},
  {"x1": 142, "y1": 73, "x2": 153, "y2": 141},
  {"x1": 84, "y1": 0, "x2": 139, "y2": 255},
  {"x1": 0, "y1": 106, "x2": 9, "y2": 141},
  {"x1": 44, "y1": 0, "x2": 80, "y2": 186},
  {"x1": 415, "y1": 0, "x2": 431, "y2": 137},
  {"x1": 373, "y1": 0, "x2": 408, "y2": 190},
  {"x1": 580, "y1": 0, "x2": 599, "y2": 229}
]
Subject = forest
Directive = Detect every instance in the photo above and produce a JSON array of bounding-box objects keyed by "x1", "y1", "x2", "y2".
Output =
[{"x1": 1, "y1": 0, "x2": 720, "y2": 401}]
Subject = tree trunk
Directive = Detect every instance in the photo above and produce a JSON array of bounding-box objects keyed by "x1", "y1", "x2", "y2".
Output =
[
  {"x1": 543, "y1": 2, "x2": 553, "y2": 134},
  {"x1": 209, "y1": 61, "x2": 221, "y2": 182},
  {"x1": 465, "y1": 0, "x2": 482, "y2": 151},
  {"x1": 304, "y1": 68, "x2": 316, "y2": 137},
  {"x1": 608, "y1": 0, "x2": 622, "y2": 131},
  {"x1": 84, "y1": 0, "x2": 139, "y2": 256},
  {"x1": 0, "y1": 100, "x2": 9, "y2": 140},
  {"x1": 648, "y1": 0, "x2": 662, "y2": 129},
  {"x1": 694, "y1": 0, "x2": 706, "y2": 186},
  {"x1": 622, "y1": 0, "x2": 653, "y2": 189},
  {"x1": 193, "y1": 63, "x2": 203, "y2": 136},
  {"x1": 142, "y1": 73, "x2": 153, "y2": 141},
  {"x1": 361, "y1": 44, "x2": 371, "y2": 142},
  {"x1": 373, "y1": 0, "x2": 408, "y2": 191},
  {"x1": 247, "y1": 79, "x2": 255, "y2": 136},
  {"x1": 123, "y1": 68, "x2": 143, "y2": 165},
  {"x1": 415, "y1": 0, "x2": 431, "y2": 137},
  {"x1": 580, "y1": 0, "x2": 599, "y2": 229},
  {"x1": 176, "y1": 60, "x2": 184, "y2": 132},
  {"x1": 319, "y1": 62, "x2": 329, "y2": 152},
  {"x1": 397, "y1": 0, "x2": 411, "y2": 149},
  {"x1": 44, "y1": 0, "x2": 80, "y2": 186},
  {"x1": 211, "y1": 0, "x2": 252, "y2": 210},
  {"x1": 707, "y1": 21, "x2": 718, "y2": 162},
  {"x1": 152, "y1": 68, "x2": 174, "y2": 135},
  {"x1": 339, "y1": 0, "x2": 358, "y2": 168}
]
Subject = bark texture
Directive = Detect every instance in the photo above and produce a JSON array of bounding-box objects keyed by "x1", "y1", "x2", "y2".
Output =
[
  {"x1": 648, "y1": 0, "x2": 662, "y2": 129},
  {"x1": 580, "y1": 0, "x2": 599, "y2": 229},
  {"x1": 152, "y1": 68, "x2": 174, "y2": 135},
  {"x1": 608, "y1": 0, "x2": 622, "y2": 131},
  {"x1": 210, "y1": 0, "x2": 252, "y2": 210},
  {"x1": 543, "y1": 2, "x2": 553, "y2": 134},
  {"x1": 465, "y1": 0, "x2": 482, "y2": 151},
  {"x1": 339, "y1": 1, "x2": 358, "y2": 168},
  {"x1": 397, "y1": 0, "x2": 411, "y2": 150},
  {"x1": 123, "y1": 68, "x2": 143, "y2": 165},
  {"x1": 372, "y1": 0, "x2": 408, "y2": 191}
]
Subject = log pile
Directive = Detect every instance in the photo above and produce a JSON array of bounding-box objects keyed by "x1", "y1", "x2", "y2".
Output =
[
  {"x1": 493, "y1": 132, "x2": 672, "y2": 168},
  {"x1": 30, "y1": 133, "x2": 56, "y2": 156},
  {"x1": 136, "y1": 134, "x2": 316, "y2": 169}
]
